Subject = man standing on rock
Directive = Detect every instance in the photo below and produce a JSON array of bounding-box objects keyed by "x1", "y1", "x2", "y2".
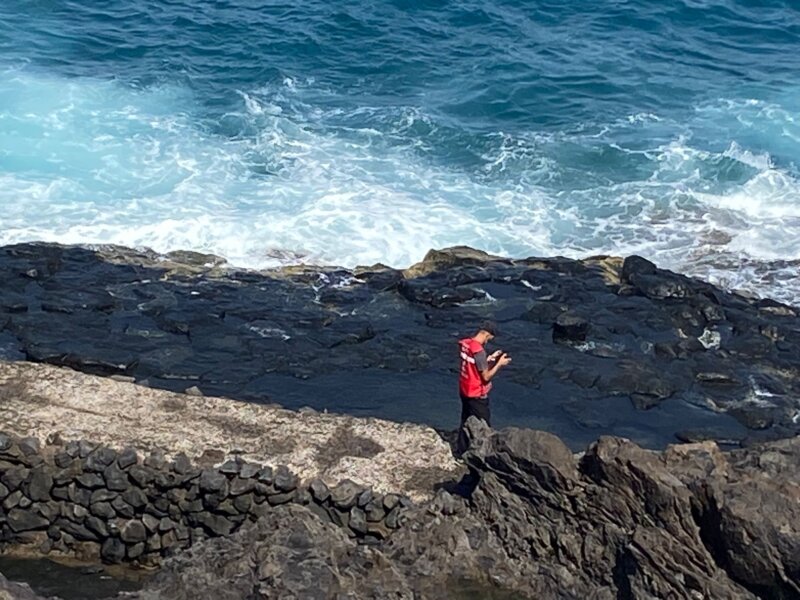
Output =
[{"x1": 457, "y1": 321, "x2": 511, "y2": 454}]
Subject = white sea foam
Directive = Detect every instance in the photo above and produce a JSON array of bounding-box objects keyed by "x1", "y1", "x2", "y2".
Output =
[{"x1": 2, "y1": 69, "x2": 800, "y2": 304}]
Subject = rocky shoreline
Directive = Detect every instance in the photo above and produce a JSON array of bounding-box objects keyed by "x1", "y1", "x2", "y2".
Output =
[
  {"x1": 2, "y1": 241, "x2": 800, "y2": 598},
  {"x1": 1, "y1": 242, "x2": 799, "y2": 449},
  {"x1": 0, "y1": 374, "x2": 798, "y2": 598}
]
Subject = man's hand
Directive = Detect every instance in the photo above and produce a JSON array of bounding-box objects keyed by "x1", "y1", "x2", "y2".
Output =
[
  {"x1": 489, "y1": 350, "x2": 504, "y2": 361},
  {"x1": 497, "y1": 353, "x2": 512, "y2": 366}
]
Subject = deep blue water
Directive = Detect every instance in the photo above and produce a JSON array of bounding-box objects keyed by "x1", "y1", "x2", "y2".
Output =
[{"x1": 1, "y1": 0, "x2": 800, "y2": 301}]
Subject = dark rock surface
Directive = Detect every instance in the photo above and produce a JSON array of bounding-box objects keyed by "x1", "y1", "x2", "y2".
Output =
[
  {"x1": 0, "y1": 572, "x2": 50, "y2": 600},
  {"x1": 119, "y1": 419, "x2": 800, "y2": 599},
  {"x1": 1, "y1": 242, "x2": 800, "y2": 449}
]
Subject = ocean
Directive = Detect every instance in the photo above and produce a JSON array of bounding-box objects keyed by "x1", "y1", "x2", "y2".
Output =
[{"x1": 1, "y1": 0, "x2": 799, "y2": 302}]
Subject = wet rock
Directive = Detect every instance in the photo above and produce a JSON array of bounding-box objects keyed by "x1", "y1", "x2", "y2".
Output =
[{"x1": 552, "y1": 312, "x2": 589, "y2": 343}]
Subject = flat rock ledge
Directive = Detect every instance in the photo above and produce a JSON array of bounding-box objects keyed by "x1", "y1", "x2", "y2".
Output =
[
  {"x1": 2, "y1": 242, "x2": 800, "y2": 449},
  {"x1": 0, "y1": 360, "x2": 460, "y2": 502}
]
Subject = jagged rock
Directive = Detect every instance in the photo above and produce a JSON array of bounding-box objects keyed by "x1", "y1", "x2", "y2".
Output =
[{"x1": 124, "y1": 421, "x2": 800, "y2": 600}]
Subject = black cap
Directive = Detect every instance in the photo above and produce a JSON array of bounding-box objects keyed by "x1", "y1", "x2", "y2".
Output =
[{"x1": 479, "y1": 320, "x2": 498, "y2": 336}]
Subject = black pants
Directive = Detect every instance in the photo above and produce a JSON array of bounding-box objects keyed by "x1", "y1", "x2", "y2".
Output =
[{"x1": 456, "y1": 394, "x2": 491, "y2": 455}]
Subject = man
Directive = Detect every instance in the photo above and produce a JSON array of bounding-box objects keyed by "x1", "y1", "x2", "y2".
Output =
[{"x1": 456, "y1": 321, "x2": 511, "y2": 454}]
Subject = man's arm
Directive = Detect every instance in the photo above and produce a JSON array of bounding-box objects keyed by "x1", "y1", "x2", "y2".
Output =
[{"x1": 476, "y1": 351, "x2": 511, "y2": 383}]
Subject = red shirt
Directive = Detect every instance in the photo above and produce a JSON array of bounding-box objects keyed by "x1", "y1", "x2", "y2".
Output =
[{"x1": 459, "y1": 337, "x2": 491, "y2": 398}]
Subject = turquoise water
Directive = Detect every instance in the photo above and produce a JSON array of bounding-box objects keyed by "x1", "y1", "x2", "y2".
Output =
[{"x1": 1, "y1": 1, "x2": 800, "y2": 301}]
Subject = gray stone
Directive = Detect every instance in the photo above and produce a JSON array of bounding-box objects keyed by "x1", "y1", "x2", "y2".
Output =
[
  {"x1": 51, "y1": 485, "x2": 70, "y2": 501},
  {"x1": 159, "y1": 517, "x2": 176, "y2": 532},
  {"x1": 357, "y1": 489, "x2": 373, "y2": 508},
  {"x1": 85, "y1": 447, "x2": 117, "y2": 472},
  {"x1": 90, "y1": 501, "x2": 116, "y2": 519},
  {"x1": 77, "y1": 440, "x2": 96, "y2": 458},
  {"x1": 239, "y1": 463, "x2": 260, "y2": 479},
  {"x1": 193, "y1": 512, "x2": 234, "y2": 536},
  {"x1": 66, "y1": 504, "x2": 89, "y2": 521},
  {"x1": 127, "y1": 542, "x2": 145, "y2": 560},
  {"x1": 145, "y1": 534, "x2": 162, "y2": 553},
  {"x1": 155, "y1": 472, "x2": 183, "y2": 489},
  {"x1": 256, "y1": 466, "x2": 273, "y2": 484},
  {"x1": 144, "y1": 450, "x2": 166, "y2": 470},
  {"x1": 273, "y1": 465, "x2": 297, "y2": 492},
  {"x1": 178, "y1": 498, "x2": 203, "y2": 513},
  {"x1": 175, "y1": 523, "x2": 190, "y2": 541},
  {"x1": 2, "y1": 466, "x2": 30, "y2": 491},
  {"x1": 199, "y1": 469, "x2": 229, "y2": 495},
  {"x1": 267, "y1": 491, "x2": 294, "y2": 506},
  {"x1": 128, "y1": 465, "x2": 154, "y2": 486},
  {"x1": 103, "y1": 464, "x2": 130, "y2": 491},
  {"x1": 0, "y1": 482, "x2": 9, "y2": 500},
  {"x1": 142, "y1": 513, "x2": 160, "y2": 532},
  {"x1": 233, "y1": 493, "x2": 253, "y2": 513},
  {"x1": 349, "y1": 507, "x2": 368, "y2": 535},
  {"x1": 58, "y1": 519, "x2": 97, "y2": 542},
  {"x1": 171, "y1": 453, "x2": 192, "y2": 475},
  {"x1": 90, "y1": 489, "x2": 118, "y2": 504},
  {"x1": 117, "y1": 447, "x2": 139, "y2": 469},
  {"x1": 230, "y1": 477, "x2": 255, "y2": 496},
  {"x1": 219, "y1": 459, "x2": 241, "y2": 475},
  {"x1": 214, "y1": 499, "x2": 240, "y2": 516},
  {"x1": 293, "y1": 487, "x2": 311, "y2": 506},
  {"x1": 76, "y1": 473, "x2": 105, "y2": 489},
  {"x1": 69, "y1": 485, "x2": 92, "y2": 507},
  {"x1": 121, "y1": 487, "x2": 147, "y2": 508},
  {"x1": 54, "y1": 452, "x2": 73, "y2": 469},
  {"x1": 7, "y1": 508, "x2": 49, "y2": 532},
  {"x1": 18, "y1": 437, "x2": 40, "y2": 456},
  {"x1": 34, "y1": 502, "x2": 58, "y2": 522},
  {"x1": 3, "y1": 490, "x2": 23, "y2": 510},
  {"x1": 120, "y1": 519, "x2": 147, "y2": 543},
  {"x1": 111, "y1": 496, "x2": 135, "y2": 518},
  {"x1": 384, "y1": 507, "x2": 401, "y2": 529},
  {"x1": 364, "y1": 500, "x2": 386, "y2": 523},
  {"x1": 101, "y1": 537, "x2": 126, "y2": 563},
  {"x1": 382, "y1": 494, "x2": 400, "y2": 511},
  {"x1": 85, "y1": 516, "x2": 109, "y2": 538},
  {"x1": 330, "y1": 480, "x2": 362, "y2": 510},
  {"x1": 309, "y1": 479, "x2": 330, "y2": 503}
]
